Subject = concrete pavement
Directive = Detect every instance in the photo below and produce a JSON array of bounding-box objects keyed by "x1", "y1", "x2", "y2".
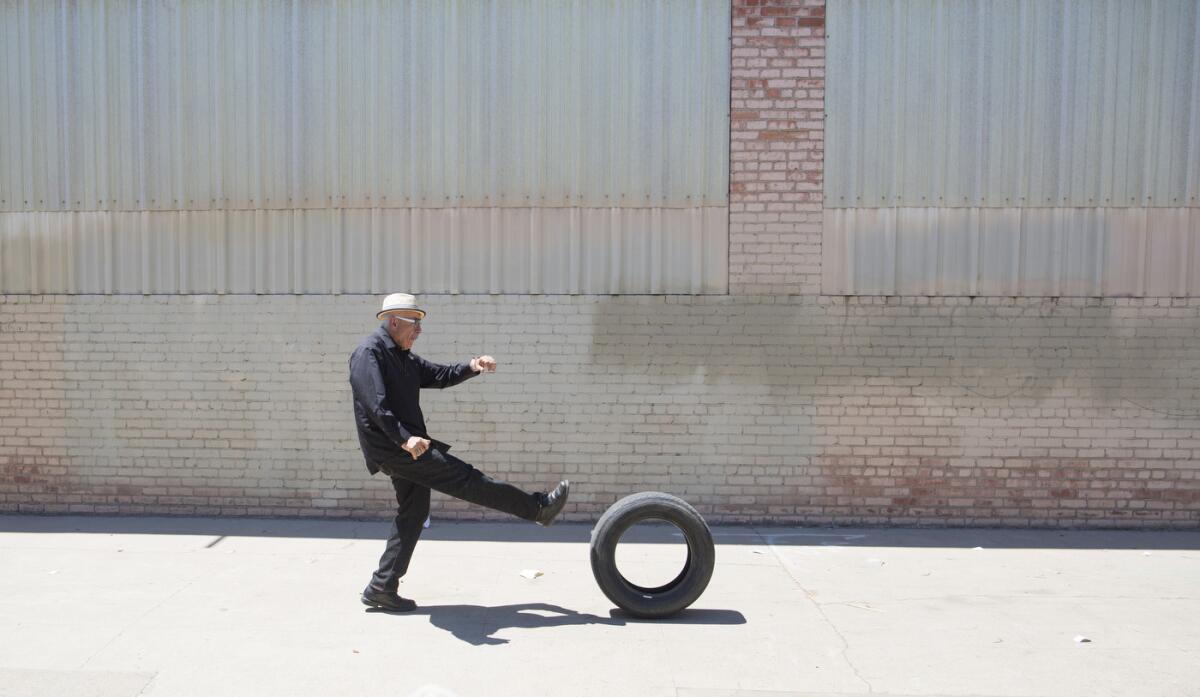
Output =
[{"x1": 0, "y1": 515, "x2": 1197, "y2": 697}]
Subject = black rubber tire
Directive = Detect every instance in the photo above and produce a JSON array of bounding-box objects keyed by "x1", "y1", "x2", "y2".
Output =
[{"x1": 589, "y1": 491, "x2": 715, "y2": 619}]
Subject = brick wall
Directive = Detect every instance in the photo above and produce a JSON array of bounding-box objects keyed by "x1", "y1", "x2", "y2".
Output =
[
  {"x1": 730, "y1": 0, "x2": 825, "y2": 294},
  {"x1": 1, "y1": 294, "x2": 1197, "y2": 528}
]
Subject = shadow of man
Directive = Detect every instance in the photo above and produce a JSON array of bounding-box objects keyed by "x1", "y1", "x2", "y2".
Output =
[{"x1": 369, "y1": 602, "x2": 625, "y2": 645}]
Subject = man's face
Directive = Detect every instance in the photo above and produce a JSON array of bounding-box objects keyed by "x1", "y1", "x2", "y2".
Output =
[{"x1": 388, "y1": 315, "x2": 422, "y2": 349}]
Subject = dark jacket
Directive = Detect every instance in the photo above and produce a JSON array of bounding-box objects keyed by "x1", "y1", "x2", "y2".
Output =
[{"x1": 348, "y1": 327, "x2": 477, "y2": 474}]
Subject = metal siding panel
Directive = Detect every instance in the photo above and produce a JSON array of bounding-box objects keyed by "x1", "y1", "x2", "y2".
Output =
[
  {"x1": 827, "y1": 0, "x2": 1200, "y2": 209},
  {"x1": 697, "y1": 206, "x2": 721, "y2": 295},
  {"x1": 616, "y1": 207, "x2": 638, "y2": 294},
  {"x1": 109, "y1": 214, "x2": 135, "y2": 294},
  {"x1": 147, "y1": 212, "x2": 172, "y2": 294},
  {"x1": 940, "y1": 4, "x2": 962, "y2": 207},
  {"x1": 883, "y1": 3, "x2": 902, "y2": 207},
  {"x1": 935, "y1": 209, "x2": 971, "y2": 296},
  {"x1": 503, "y1": 208, "x2": 528, "y2": 294},
  {"x1": 821, "y1": 209, "x2": 847, "y2": 294},
  {"x1": 1184, "y1": 1, "x2": 1200, "y2": 207},
  {"x1": 72, "y1": 212, "x2": 92, "y2": 293},
  {"x1": 1104, "y1": 208, "x2": 1139, "y2": 295},
  {"x1": 583, "y1": 209, "x2": 607, "y2": 294},
  {"x1": 15, "y1": 1, "x2": 32, "y2": 212},
  {"x1": 1057, "y1": 207, "x2": 1099, "y2": 296},
  {"x1": 895, "y1": 209, "x2": 930, "y2": 295},
  {"x1": 1145, "y1": 208, "x2": 1187, "y2": 297},
  {"x1": 607, "y1": 208, "x2": 622, "y2": 293},
  {"x1": 338, "y1": 209, "x2": 368, "y2": 295},
  {"x1": 1151, "y1": 0, "x2": 1182, "y2": 205},
  {"x1": 0, "y1": 12, "x2": 14, "y2": 211},
  {"x1": 833, "y1": 208, "x2": 898, "y2": 296},
  {"x1": 1066, "y1": 0, "x2": 1093, "y2": 204},
  {"x1": 0, "y1": 1, "x2": 729, "y2": 296},
  {"x1": 1171, "y1": 208, "x2": 1194, "y2": 297},
  {"x1": 835, "y1": 209, "x2": 855, "y2": 293},
  {"x1": 1190, "y1": 207, "x2": 1200, "y2": 295},
  {"x1": 225, "y1": 211, "x2": 252, "y2": 294},
  {"x1": 661, "y1": 208, "x2": 683, "y2": 295},
  {"x1": 822, "y1": 207, "x2": 1199, "y2": 297},
  {"x1": 454, "y1": 208, "x2": 484, "y2": 295},
  {"x1": 1, "y1": 214, "x2": 22, "y2": 293},
  {"x1": 2, "y1": 0, "x2": 729, "y2": 212},
  {"x1": 1127, "y1": 0, "x2": 1154, "y2": 206}
]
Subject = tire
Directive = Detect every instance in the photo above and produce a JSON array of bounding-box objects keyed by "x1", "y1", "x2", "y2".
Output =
[{"x1": 589, "y1": 491, "x2": 715, "y2": 619}]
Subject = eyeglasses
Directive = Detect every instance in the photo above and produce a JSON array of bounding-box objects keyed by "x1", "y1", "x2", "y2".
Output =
[{"x1": 393, "y1": 316, "x2": 422, "y2": 326}]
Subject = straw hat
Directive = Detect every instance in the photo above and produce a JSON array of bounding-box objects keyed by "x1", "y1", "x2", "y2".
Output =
[{"x1": 376, "y1": 293, "x2": 426, "y2": 320}]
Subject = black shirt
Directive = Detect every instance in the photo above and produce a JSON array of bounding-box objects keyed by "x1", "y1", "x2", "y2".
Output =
[{"x1": 349, "y1": 326, "x2": 478, "y2": 474}]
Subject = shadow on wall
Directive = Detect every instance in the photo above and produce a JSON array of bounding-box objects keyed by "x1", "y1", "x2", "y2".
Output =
[
  {"x1": 941, "y1": 297, "x2": 1200, "y2": 417},
  {"x1": 584, "y1": 294, "x2": 1200, "y2": 521},
  {"x1": 584, "y1": 293, "x2": 1200, "y2": 427},
  {"x1": 586, "y1": 294, "x2": 1200, "y2": 411}
]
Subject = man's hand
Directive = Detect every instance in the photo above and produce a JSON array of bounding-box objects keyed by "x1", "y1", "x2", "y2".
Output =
[
  {"x1": 470, "y1": 355, "x2": 497, "y2": 373},
  {"x1": 402, "y1": 436, "x2": 431, "y2": 459}
]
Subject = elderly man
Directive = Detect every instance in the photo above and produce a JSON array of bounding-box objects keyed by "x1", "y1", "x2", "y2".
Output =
[{"x1": 350, "y1": 293, "x2": 569, "y2": 612}]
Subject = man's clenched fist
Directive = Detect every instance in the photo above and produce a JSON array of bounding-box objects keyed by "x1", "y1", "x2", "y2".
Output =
[
  {"x1": 402, "y1": 436, "x2": 431, "y2": 459},
  {"x1": 471, "y1": 355, "x2": 497, "y2": 373}
]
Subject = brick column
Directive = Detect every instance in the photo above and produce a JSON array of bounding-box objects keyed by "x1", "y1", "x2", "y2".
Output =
[{"x1": 730, "y1": 0, "x2": 825, "y2": 295}]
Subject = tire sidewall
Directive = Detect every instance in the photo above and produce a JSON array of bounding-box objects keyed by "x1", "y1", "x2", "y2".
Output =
[{"x1": 590, "y1": 492, "x2": 715, "y2": 618}]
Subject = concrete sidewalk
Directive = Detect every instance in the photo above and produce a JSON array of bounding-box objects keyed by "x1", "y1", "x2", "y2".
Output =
[{"x1": 0, "y1": 516, "x2": 1196, "y2": 697}]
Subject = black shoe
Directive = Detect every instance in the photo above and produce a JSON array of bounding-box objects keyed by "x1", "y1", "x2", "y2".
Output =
[
  {"x1": 535, "y1": 480, "x2": 570, "y2": 527},
  {"x1": 361, "y1": 586, "x2": 417, "y2": 612}
]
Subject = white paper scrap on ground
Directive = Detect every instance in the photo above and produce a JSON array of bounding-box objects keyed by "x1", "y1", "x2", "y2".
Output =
[
  {"x1": 520, "y1": 569, "x2": 544, "y2": 579},
  {"x1": 1074, "y1": 635, "x2": 1092, "y2": 643}
]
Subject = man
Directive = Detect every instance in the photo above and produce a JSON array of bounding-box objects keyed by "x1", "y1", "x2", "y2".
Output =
[{"x1": 349, "y1": 293, "x2": 569, "y2": 612}]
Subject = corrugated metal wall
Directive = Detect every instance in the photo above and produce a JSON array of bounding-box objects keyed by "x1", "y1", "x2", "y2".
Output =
[
  {"x1": 0, "y1": 207, "x2": 727, "y2": 294},
  {"x1": 826, "y1": 0, "x2": 1198, "y2": 208},
  {"x1": 824, "y1": 0, "x2": 1200, "y2": 296},
  {"x1": 0, "y1": 0, "x2": 730, "y2": 294},
  {"x1": 824, "y1": 207, "x2": 1200, "y2": 296}
]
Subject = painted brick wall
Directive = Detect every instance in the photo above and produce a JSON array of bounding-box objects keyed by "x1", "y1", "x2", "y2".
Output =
[
  {"x1": 730, "y1": 0, "x2": 825, "y2": 294},
  {"x1": 1, "y1": 295, "x2": 1197, "y2": 528}
]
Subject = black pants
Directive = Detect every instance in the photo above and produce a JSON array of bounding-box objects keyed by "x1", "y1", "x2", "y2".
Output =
[{"x1": 369, "y1": 447, "x2": 542, "y2": 593}]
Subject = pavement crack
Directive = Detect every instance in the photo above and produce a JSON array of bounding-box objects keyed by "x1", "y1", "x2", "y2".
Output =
[
  {"x1": 132, "y1": 673, "x2": 159, "y2": 696},
  {"x1": 753, "y1": 527, "x2": 875, "y2": 693},
  {"x1": 77, "y1": 569, "x2": 211, "y2": 670}
]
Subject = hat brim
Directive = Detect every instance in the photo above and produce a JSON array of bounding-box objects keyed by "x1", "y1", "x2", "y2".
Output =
[{"x1": 377, "y1": 308, "x2": 427, "y2": 320}]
